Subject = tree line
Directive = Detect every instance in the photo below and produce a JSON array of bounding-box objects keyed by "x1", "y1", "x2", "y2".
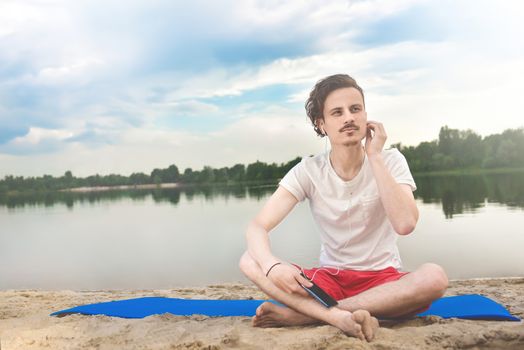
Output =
[
  {"x1": 0, "y1": 158, "x2": 302, "y2": 194},
  {"x1": 393, "y1": 126, "x2": 524, "y2": 173},
  {"x1": 1, "y1": 126, "x2": 523, "y2": 194}
]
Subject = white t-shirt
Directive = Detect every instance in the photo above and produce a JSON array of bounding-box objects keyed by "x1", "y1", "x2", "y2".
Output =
[{"x1": 279, "y1": 148, "x2": 417, "y2": 271}]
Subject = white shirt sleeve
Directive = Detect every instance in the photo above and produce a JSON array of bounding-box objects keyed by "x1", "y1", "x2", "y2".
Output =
[
  {"x1": 278, "y1": 158, "x2": 311, "y2": 202},
  {"x1": 385, "y1": 149, "x2": 417, "y2": 191}
]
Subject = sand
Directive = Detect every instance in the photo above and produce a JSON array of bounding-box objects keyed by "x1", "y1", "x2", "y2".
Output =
[{"x1": 1, "y1": 278, "x2": 523, "y2": 350}]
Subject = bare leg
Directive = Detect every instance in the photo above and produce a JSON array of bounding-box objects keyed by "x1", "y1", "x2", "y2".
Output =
[
  {"x1": 337, "y1": 263, "x2": 448, "y2": 318},
  {"x1": 241, "y1": 254, "x2": 447, "y2": 327},
  {"x1": 239, "y1": 252, "x2": 378, "y2": 341}
]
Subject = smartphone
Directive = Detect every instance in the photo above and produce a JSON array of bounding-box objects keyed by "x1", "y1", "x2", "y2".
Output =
[{"x1": 300, "y1": 273, "x2": 338, "y2": 308}]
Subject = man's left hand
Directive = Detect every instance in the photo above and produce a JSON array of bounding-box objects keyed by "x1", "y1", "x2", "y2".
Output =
[{"x1": 365, "y1": 121, "x2": 387, "y2": 157}]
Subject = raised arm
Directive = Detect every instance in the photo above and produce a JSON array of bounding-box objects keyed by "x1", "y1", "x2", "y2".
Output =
[
  {"x1": 245, "y1": 185, "x2": 312, "y2": 294},
  {"x1": 366, "y1": 121, "x2": 419, "y2": 235}
]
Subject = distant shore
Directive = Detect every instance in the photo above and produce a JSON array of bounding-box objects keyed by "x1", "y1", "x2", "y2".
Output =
[
  {"x1": 57, "y1": 180, "x2": 280, "y2": 193},
  {"x1": 3, "y1": 166, "x2": 524, "y2": 197},
  {"x1": 1, "y1": 278, "x2": 522, "y2": 349},
  {"x1": 60, "y1": 183, "x2": 180, "y2": 193}
]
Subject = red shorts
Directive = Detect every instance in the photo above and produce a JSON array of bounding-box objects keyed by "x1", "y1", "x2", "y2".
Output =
[{"x1": 296, "y1": 265, "x2": 409, "y2": 301}]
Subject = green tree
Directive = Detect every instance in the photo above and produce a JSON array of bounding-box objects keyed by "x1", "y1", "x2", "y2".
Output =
[
  {"x1": 213, "y1": 167, "x2": 229, "y2": 182},
  {"x1": 164, "y1": 164, "x2": 180, "y2": 183},
  {"x1": 129, "y1": 172, "x2": 150, "y2": 185},
  {"x1": 182, "y1": 168, "x2": 194, "y2": 183},
  {"x1": 228, "y1": 164, "x2": 246, "y2": 182},
  {"x1": 198, "y1": 166, "x2": 215, "y2": 183}
]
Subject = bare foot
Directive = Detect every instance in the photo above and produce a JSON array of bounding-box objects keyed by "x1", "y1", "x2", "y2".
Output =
[
  {"x1": 352, "y1": 310, "x2": 379, "y2": 342},
  {"x1": 252, "y1": 302, "x2": 319, "y2": 328},
  {"x1": 329, "y1": 308, "x2": 365, "y2": 341},
  {"x1": 252, "y1": 303, "x2": 378, "y2": 342}
]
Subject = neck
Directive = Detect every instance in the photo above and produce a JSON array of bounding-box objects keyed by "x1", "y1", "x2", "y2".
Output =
[{"x1": 329, "y1": 144, "x2": 365, "y2": 181}]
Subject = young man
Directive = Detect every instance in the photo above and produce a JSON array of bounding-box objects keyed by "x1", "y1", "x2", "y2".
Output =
[{"x1": 239, "y1": 74, "x2": 448, "y2": 342}]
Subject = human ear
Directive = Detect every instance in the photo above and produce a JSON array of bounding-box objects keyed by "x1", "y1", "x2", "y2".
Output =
[{"x1": 317, "y1": 120, "x2": 326, "y2": 135}]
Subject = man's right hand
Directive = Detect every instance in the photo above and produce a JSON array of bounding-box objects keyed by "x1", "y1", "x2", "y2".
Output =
[{"x1": 266, "y1": 263, "x2": 313, "y2": 297}]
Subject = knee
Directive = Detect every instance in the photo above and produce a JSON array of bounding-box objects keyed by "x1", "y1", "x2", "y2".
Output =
[
  {"x1": 238, "y1": 251, "x2": 261, "y2": 280},
  {"x1": 416, "y1": 263, "x2": 449, "y2": 300}
]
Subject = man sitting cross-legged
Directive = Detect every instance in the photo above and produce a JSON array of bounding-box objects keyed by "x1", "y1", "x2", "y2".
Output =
[{"x1": 239, "y1": 74, "x2": 448, "y2": 342}]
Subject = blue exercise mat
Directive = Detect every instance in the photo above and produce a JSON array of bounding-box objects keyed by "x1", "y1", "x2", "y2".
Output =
[
  {"x1": 417, "y1": 294, "x2": 520, "y2": 321},
  {"x1": 50, "y1": 294, "x2": 520, "y2": 321}
]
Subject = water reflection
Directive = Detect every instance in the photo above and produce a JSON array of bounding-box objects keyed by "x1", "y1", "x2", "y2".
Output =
[
  {"x1": 0, "y1": 185, "x2": 275, "y2": 210},
  {"x1": 2, "y1": 174, "x2": 524, "y2": 289},
  {"x1": 1, "y1": 172, "x2": 524, "y2": 218},
  {"x1": 414, "y1": 172, "x2": 524, "y2": 218}
]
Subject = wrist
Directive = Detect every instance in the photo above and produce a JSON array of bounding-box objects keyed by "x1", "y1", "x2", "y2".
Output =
[
  {"x1": 367, "y1": 152, "x2": 384, "y2": 163},
  {"x1": 265, "y1": 262, "x2": 282, "y2": 277},
  {"x1": 262, "y1": 258, "x2": 281, "y2": 275}
]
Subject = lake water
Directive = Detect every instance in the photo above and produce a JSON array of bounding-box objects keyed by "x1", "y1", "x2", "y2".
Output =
[{"x1": 1, "y1": 172, "x2": 523, "y2": 290}]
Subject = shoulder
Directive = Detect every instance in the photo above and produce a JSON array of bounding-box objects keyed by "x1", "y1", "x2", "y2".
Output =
[
  {"x1": 282, "y1": 153, "x2": 323, "y2": 180},
  {"x1": 302, "y1": 153, "x2": 326, "y2": 165},
  {"x1": 381, "y1": 148, "x2": 407, "y2": 163},
  {"x1": 280, "y1": 154, "x2": 325, "y2": 201},
  {"x1": 300, "y1": 153, "x2": 329, "y2": 173},
  {"x1": 285, "y1": 153, "x2": 328, "y2": 182},
  {"x1": 289, "y1": 153, "x2": 327, "y2": 169},
  {"x1": 378, "y1": 148, "x2": 411, "y2": 174}
]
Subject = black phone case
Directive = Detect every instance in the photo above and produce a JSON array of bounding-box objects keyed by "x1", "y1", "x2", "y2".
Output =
[{"x1": 300, "y1": 273, "x2": 338, "y2": 308}]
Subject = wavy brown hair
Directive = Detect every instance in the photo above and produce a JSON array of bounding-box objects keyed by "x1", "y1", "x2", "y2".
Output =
[{"x1": 305, "y1": 74, "x2": 365, "y2": 137}]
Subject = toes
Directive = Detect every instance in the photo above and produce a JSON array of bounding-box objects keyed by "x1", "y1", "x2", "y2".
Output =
[
  {"x1": 354, "y1": 323, "x2": 365, "y2": 341},
  {"x1": 364, "y1": 327, "x2": 373, "y2": 342},
  {"x1": 352, "y1": 309, "x2": 370, "y2": 323},
  {"x1": 255, "y1": 304, "x2": 264, "y2": 317},
  {"x1": 366, "y1": 317, "x2": 379, "y2": 341},
  {"x1": 252, "y1": 302, "x2": 281, "y2": 328},
  {"x1": 352, "y1": 310, "x2": 377, "y2": 342},
  {"x1": 362, "y1": 318, "x2": 374, "y2": 341},
  {"x1": 252, "y1": 314, "x2": 280, "y2": 329}
]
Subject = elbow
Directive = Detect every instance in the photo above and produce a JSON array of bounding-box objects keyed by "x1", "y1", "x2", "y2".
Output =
[
  {"x1": 394, "y1": 216, "x2": 418, "y2": 235},
  {"x1": 395, "y1": 207, "x2": 419, "y2": 235},
  {"x1": 395, "y1": 223, "x2": 416, "y2": 235}
]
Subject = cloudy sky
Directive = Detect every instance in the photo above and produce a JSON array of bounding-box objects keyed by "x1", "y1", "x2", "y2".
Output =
[{"x1": 1, "y1": 0, "x2": 523, "y2": 177}]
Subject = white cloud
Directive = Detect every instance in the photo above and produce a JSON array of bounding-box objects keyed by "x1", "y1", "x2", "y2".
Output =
[
  {"x1": 0, "y1": 105, "x2": 323, "y2": 176},
  {"x1": 1, "y1": 126, "x2": 80, "y2": 156},
  {"x1": 0, "y1": 1, "x2": 42, "y2": 37},
  {"x1": 32, "y1": 57, "x2": 106, "y2": 85},
  {"x1": 154, "y1": 100, "x2": 220, "y2": 117},
  {"x1": 232, "y1": 0, "x2": 423, "y2": 37},
  {"x1": 12, "y1": 127, "x2": 75, "y2": 145},
  {"x1": 2, "y1": 0, "x2": 524, "y2": 177}
]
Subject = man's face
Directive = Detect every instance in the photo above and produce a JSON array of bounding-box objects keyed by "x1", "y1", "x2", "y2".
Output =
[{"x1": 320, "y1": 87, "x2": 367, "y2": 146}]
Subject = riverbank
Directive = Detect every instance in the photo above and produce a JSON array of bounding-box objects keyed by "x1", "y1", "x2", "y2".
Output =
[
  {"x1": 61, "y1": 183, "x2": 179, "y2": 192},
  {"x1": 1, "y1": 278, "x2": 523, "y2": 349},
  {"x1": 2, "y1": 165, "x2": 524, "y2": 197}
]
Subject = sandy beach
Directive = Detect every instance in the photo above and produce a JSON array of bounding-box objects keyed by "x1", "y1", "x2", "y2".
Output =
[{"x1": 1, "y1": 278, "x2": 523, "y2": 350}]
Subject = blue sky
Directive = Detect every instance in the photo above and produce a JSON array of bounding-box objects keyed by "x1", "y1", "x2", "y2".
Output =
[{"x1": 1, "y1": 0, "x2": 523, "y2": 177}]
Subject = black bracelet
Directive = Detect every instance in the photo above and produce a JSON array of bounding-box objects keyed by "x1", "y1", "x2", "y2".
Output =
[{"x1": 266, "y1": 262, "x2": 282, "y2": 277}]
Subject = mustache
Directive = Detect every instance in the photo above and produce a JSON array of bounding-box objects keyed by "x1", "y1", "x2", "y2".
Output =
[{"x1": 339, "y1": 124, "x2": 359, "y2": 132}]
